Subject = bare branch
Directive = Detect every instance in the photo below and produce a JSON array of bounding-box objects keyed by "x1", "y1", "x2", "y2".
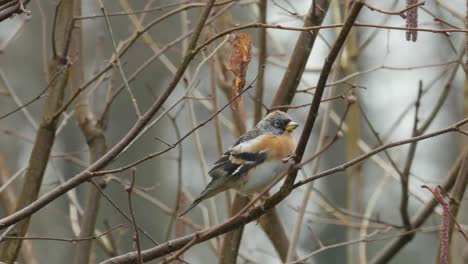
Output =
[{"x1": 0, "y1": 0, "x2": 217, "y2": 231}]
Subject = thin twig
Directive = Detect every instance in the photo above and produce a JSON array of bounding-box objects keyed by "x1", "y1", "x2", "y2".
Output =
[
  {"x1": 254, "y1": 0, "x2": 267, "y2": 123},
  {"x1": 100, "y1": 116, "x2": 468, "y2": 264},
  {"x1": 288, "y1": 229, "x2": 385, "y2": 264},
  {"x1": 74, "y1": 1, "x2": 233, "y2": 20},
  {"x1": 364, "y1": 1, "x2": 425, "y2": 17},
  {"x1": 195, "y1": 23, "x2": 468, "y2": 57},
  {"x1": 91, "y1": 79, "x2": 255, "y2": 176},
  {"x1": 295, "y1": 118, "x2": 468, "y2": 188},
  {"x1": 126, "y1": 169, "x2": 142, "y2": 264},
  {"x1": 1, "y1": 225, "x2": 123, "y2": 243},
  {"x1": 97, "y1": 0, "x2": 141, "y2": 118},
  {"x1": 370, "y1": 148, "x2": 466, "y2": 263},
  {"x1": 237, "y1": 103, "x2": 351, "y2": 217},
  {"x1": 0, "y1": 0, "x2": 218, "y2": 232},
  {"x1": 0, "y1": 63, "x2": 70, "y2": 122},
  {"x1": 421, "y1": 186, "x2": 468, "y2": 242},
  {"x1": 399, "y1": 81, "x2": 423, "y2": 231},
  {"x1": 162, "y1": 111, "x2": 184, "y2": 242}
]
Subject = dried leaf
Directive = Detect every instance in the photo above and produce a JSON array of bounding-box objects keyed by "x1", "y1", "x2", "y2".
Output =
[{"x1": 227, "y1": 33, "x2": 252, "y2": 109}]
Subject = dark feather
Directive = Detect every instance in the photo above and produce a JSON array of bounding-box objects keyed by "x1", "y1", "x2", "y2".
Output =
[
  {"x1": 208, "y1": 152, "x2": 230, "y2": 175},
  {"x1": 231, "y1": 151, "x2": 265, "y2": 162},
  {"x1": 208, "y1": 151, "x2": 267, "y2": 180},
  {"x1": 180, "y1": 150, "x2": 268, "y2": 216},
  {"x1": 207, "y1": 128, "x2": 262, "y2": 179}
]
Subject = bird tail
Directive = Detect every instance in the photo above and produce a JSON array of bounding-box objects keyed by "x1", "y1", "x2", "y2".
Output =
[
  {"x1": 178, "y1": 180, "x2": 220, "y2": 217},
  {"x1": 178, "y1": 196, "x2": 204, "y2": 218}
]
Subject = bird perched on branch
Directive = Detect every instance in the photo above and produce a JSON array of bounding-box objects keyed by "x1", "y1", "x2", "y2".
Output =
[{"x1": 179, "y1": 111, "x2": 299, "y2": 217}]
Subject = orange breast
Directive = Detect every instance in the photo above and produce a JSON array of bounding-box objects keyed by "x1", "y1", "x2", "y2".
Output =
[{"x1": 239, "y1": 133, "x2": 296, "y2": 160}]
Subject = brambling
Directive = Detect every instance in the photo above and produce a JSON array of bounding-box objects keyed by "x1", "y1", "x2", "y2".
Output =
[{"x1": 179, "y1": 111, "x2": 299, "y2": 217}]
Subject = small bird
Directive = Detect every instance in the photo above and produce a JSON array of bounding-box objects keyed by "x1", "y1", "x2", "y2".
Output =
[{"x1": 179, "y1": 111, "x2": 299, "y2": 217}]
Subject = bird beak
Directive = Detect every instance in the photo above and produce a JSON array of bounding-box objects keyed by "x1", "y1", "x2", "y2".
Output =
[{"x1": 286, "y1": 121, "x2": 299, "y2": 132}]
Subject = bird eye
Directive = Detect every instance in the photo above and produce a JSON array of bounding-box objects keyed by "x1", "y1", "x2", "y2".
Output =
[{"x1": 274, "y1": 120, "x2": 281, "y2": 128}]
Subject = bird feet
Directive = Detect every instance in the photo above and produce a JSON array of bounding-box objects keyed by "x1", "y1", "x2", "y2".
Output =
[{"x1": 281, "y1": 154, "x2": 296, "y2": 164}]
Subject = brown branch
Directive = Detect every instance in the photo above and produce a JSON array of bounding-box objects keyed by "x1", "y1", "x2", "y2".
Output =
[
  {"x1": 270, "y1": 86, "x2": 355, "y2": 111},
  {"x1": 0, "y1": 0, "x2": 31, "y2": 22},
  {"x1": 216, "y1": 14, "x2": 250, "y2": 260},
  {"x1": 370, "y1": 147, "x2": 466, "y2": 264},
  {"x1": 162, "y1": 111, "x2": 184, "y2": 243},
  {"x1": 98, "y1": 0, "x2": 141, "y2": 118},
  {"x1": 0, "y1": 1, "x2": 74, "y2": 261},
  {"x1": 69, "y1": 0, "x2": 111, "y2": 262},
  {"x1": 126, "y1": 169, "x2": 142, "y2": 264},
  {"x1": 96, "y1": 2, "x2": 236, "y2": 126},
  {"x1": 447, "y1": 147, "x2": 468, "y2": 252},
  {"x1": 89, "y1": 180, "x2": 161, "y2": 247},
  {"x1": 305, "y1": 186, "x2": 402, "y2": 229},
  {"x1": 252, "y1": 1, "x2": 332, "y2": 262},
  {"x1": 0, "y1": 152, "x2": 39, "y2": 263},
  {"x1": 271, "y1": 0, "x2": 298, "y2": 16},
  {"x1": 271, "y1": 0, "x2": 330, "y2": 109},
  {"x1": 195, "y1": 23, "x2": 468, "y2": 57},
  {"x1": 417, "y1": 50, "x2": 463, "y2": 134},
  {"x1": 0, "y1": 64, "x2": 70, "y2": 122},
  {"x1": 420, "y1": 6, "x2": 461, "y2": 30},
  {"x1": 0, "y1": 76, "x2": 247, "y2": 243},
  {"x1": 294, "y1": 118, "x2": 468, "y2": 188},
  {"x1": 99, "y1": 2, "x2": 366, "y2": 263},
  {"x1": 237, "y1": 103, "x2": 351, "y2": 218},
  {"x1": 214, "y1": 13, "x2": 251, "y2": 259},
  {"x1": 364, "y1": 1, "x2": 424, "y2": 17},
  {"x1": 286, "y1": 0, "x2": 365, "y2": 193},
  {"x1": 50, "y1": 14, "x2": 465, "y2": 124},
  {"x1": 74, "y1": 1, "x2": 234, "y2": 20},
  {"x1": 99, "y1": 108, "x2": 468, "y2": 264},
  {"x1": 370, "y1": 46, "x2": 465, "y2": 262},
  {"x1": 253, "y1": 0, "x2": 267, "y2": 123},
  {"x1": 359, "y1": 0, "x2": 399, "y2": 51},
  {"x1": 220, "y1": 1, "x2": 332, "y2": 262},
  {"x1": 0, "y1": 0, "x2": 216, "y2": 233},
  {"x1": 289, "y1": 229, "x2": 385, "y2": 264},
  {"x1": 52, "y1": 1, "x2": 234, "y2": 123},
  {"x1": 91, "y1": 85, "x2": 253, "y2": 177},
  {"x1": 1, "y1": 225, "x2": 123, "y2": 243},
  {"x1": 399, "y1": 82, "x2": 423, "y2": 232},
  {"x1": 218, "y1": 195, "x2": 248, "y2": 264},
  {"x1": 105, "y1": 174, "x2": 202, "y2": 231},
  {"x1": 161, "y1": 234, "x2": 198, "y2": 264}
]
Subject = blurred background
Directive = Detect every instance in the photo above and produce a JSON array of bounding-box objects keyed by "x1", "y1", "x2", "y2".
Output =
[{"x1": 0, "y1": 0, "x2": 467, "y2": 263}]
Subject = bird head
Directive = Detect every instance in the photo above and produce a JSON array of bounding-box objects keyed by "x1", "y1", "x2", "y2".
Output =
[{"x1": 258, "y1": 111, "x2": 299, "y2": 136}]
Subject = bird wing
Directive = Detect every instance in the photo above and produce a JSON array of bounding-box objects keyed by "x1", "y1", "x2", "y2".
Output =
[
  {"x1": 208, "y1": 150, "x2": 268, "y2": 179},
  {"x1": 178, "y1": 148, "x2": 267, "y2": 217},
  {"x1": 208, "y1": 128, "x2": 266, "y2": 180},
  {"x1": 181, "y1": 133, "x2": 271, "y2": 215},
  {"x1": 202, "y1": 149, "x2": 267, "y2": 198}
]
